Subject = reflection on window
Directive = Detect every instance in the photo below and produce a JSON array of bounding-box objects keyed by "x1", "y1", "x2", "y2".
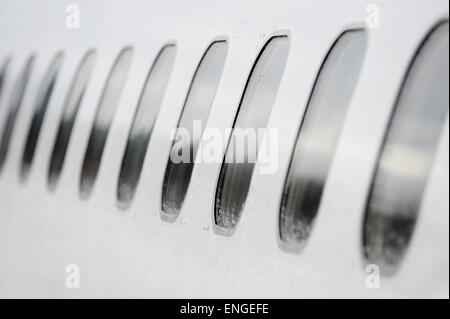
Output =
[
  {"x1": 48, "y1": 50, "x2": 96, "y2": 189},
  {"x1": 215, "y1": 36, "x2": 290, "y2": 234},
  {"x1": 0, "y1": 57, "x2": 11, "y2": 105},
  {"x1": 363, "y1": 22, "x2": 449, "y2": 275},
  {"x1": 162, "y1": 40, "x2": 227, "y2": 221},
  {"x1": 80, "y1": 47, "x2": 133, "y2": 198},
  {"x1": 279, "y1": 30, "x2": 368, "y2": 252},
  {"x1": 21, "y1": 52, "x2": 63, "y2": 181},
  {"x1": 0, "y1": 55, "x2": 35, "y2": 173},
  {"x1": 117, "y1": 44, "x2": 176, "y2": 207}
]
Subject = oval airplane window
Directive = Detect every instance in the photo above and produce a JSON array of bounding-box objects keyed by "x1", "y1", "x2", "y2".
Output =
[
  {"x1": 279, "y1": 29, "x2": 368, "y2": 251},
  {"x1": 20, "y1": 52, "x2": 63, "y2": 181},
  {"x1": 214, "y1": 35, "x2": 290, "y2": 234},
  {"x1": 79, "y1": 47, "x2": 133, "y2": 198},
  {"x1": 117, "y1": 44, "x2": 176, "y2": 208},
  {"x1": 0, "y1": 57, "x2": 10, "y2": 105},
  {"x1": 363, "y1": 21, "x2": 449, "y2": 275},
  {"x1": 0, "y1": 55, "x2": 35, "y2": 173},
  {"x1": 161, "y1": 40, "x2": 227, "y2": 221},
  {"x1": 48, "y1": 50, "x2": 96, "y2": 189}
]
